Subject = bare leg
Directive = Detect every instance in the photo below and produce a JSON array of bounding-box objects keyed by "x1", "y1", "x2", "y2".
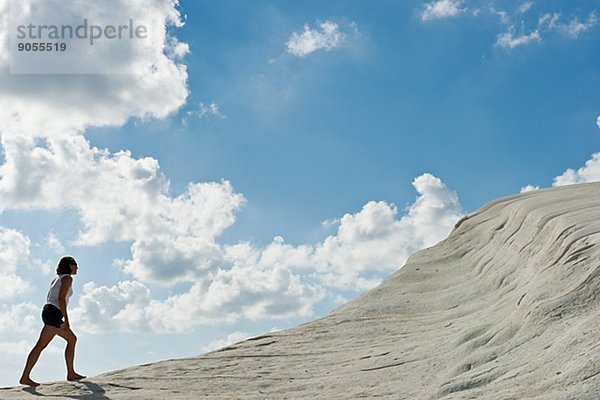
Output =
[
  {"x1": 57, "y1": 326, "x2": 85, "y2": 381},
  {"x1": 20, "y1": 325, "x2": 60, "y2": 386}
]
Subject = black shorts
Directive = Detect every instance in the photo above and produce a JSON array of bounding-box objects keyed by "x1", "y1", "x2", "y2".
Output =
[{"x1": 42, "y1": 304, "x2": 64, "y2": 328}]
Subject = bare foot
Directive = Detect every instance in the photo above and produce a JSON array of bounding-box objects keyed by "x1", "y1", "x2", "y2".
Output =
[
  {"x1": 19, "y1": 377, "x2": 40, "y2": 387},
  {"x1": 67, "y1": 373, "x2": 86, "y2": 382}
]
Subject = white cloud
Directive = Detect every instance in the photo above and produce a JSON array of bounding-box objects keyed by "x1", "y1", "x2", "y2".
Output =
[
  {"x1": 0, "y1": 340, "x2": 33, "y2": 356},
  {"x1": 321, "y1": 218, "x2": 340, "y2": 230},
  {"x1": 166, "y1": 36, "x2": 190, "y2": 60},
  {"x1": 303, "y1": 173, "x2": 463, "y2": 290},
  {"x1": 71, "y1": 281, "x2": 153, "y2": 333},
  {"x1": 0, "y1": 1, "x2": 465, "y2": 339},
  {"x1": 185, "y1": 102, "x2": 226, "y2": 123},
  {"x1": 520, "y1": 185, "x2": 539, "y2": 193},
  {"x1": 286, "y1": 21, "x2": 346, "y2": 57},
  {"x1": 71, "y1": 173, "x2": 463, "y2": 333},
  {"x1": 559, "y1": 11, "x2": 598, "y2": 38},
  {"x1": 421, "y1": 0, "x2": 465, "y2": 21},
  {"x1": 553, "y1": 153, "x2": 600, "y2": 186},
  {"x1": 537, "y1": 11, "x2": 597, "y2": 39},
  {"x1": 421, "y1": 3, "x2": 597, "y2": 48},
  {"x1": 0, "y1": 340, "x2": 62, "y2": 357},
  {"x1": 0, "y1": 0, "x2": 329, "y2": 335},
  {"x1": 0, "y1": 303, "x2": 38, "y2": 334},
  {"x1": 495, "y1": 29, "x2": 541, "y2": 49},
  {"x1": 0, "y1": 134, "x2": 246, "y2": 285},
  {"x1": 183, "y1": 253, "x2": 324, "y2": 321},
  {"x1": 30, "y1": 258, "x2": 53, "y2": 275},
  {"x1": 72, "y1": 270, "x2": 324, "y2": 333},
  {"x1": 597, "y1": 115, "x2": 600, "y2": 129},
  {"x1": 0, "y1": 0, "x2": 188, "y2": 136},
  {"x1": 201, "y1": 331, "x2": 252, "y2": 353},
  {"x1": 46, "y1": 232, "x2": 65, "y2": 255},
  {"x1": 517, "y1": 1, "x2": 533, "y2": 14},
  {"x1": 0, "y1": 100, "x2": 463, "y2": 311},
  {"x1": 0, "y1": 228, "x2": 32, "y2": 299},
  {"x1": 526, "y1": 147, "x2": 600, "y2": 190},
  {"x1": 495, "y1": 10, "x2": 510, "y2": 24},
  {"x1": 198, "y1": 102, "x2": 224, "y2": 118},
  {"x1": 538, "y1": 12, "x2": 561, "y2": 31},
  {"x1": 215, "y1": 173, "x2": 462, "y2": 293}
]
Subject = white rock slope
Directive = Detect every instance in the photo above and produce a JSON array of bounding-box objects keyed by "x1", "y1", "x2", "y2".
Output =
[{"x1": 2, "y1": 182, "x2": 600, "y2": 399}]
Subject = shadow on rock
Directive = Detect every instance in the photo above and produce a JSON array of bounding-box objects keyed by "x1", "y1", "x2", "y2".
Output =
[
  {"x1": 22, "y1": 381, "x2": 112, "y2": 400},
  {"x1": 67, "y1": 381, "x2": 111, "y2": 400}
]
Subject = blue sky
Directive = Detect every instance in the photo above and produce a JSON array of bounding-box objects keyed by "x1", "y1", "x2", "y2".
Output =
[
  {"x1": 90, "y1": 0, "x2": 600, "y2": 241},
  {"x1": 1, "y1": 0, "x2": 600, "y2": 387}
]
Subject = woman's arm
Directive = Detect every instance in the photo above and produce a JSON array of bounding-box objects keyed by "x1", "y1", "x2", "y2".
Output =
[{"x1": 58, "y1": 275, "x2": 73, "y2": 328}]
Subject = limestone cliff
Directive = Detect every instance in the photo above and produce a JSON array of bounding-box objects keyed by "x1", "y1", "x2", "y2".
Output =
[{"x1": 3, "y1": 182, "x2": 600, "y2": 399}]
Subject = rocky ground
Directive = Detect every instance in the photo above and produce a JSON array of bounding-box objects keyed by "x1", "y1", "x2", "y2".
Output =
[{"x1": 2, "y1": 182, "x2": 600, "y2": 399}]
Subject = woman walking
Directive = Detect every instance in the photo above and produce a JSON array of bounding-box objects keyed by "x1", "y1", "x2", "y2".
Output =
[{"x1": 20, "y1": 256, "x2": 86, "y2": 387}]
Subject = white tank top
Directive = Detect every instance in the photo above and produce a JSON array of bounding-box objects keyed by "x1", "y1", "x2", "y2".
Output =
[{"x1": 46, "y1": 274, "x2": 73, "y2": 309}]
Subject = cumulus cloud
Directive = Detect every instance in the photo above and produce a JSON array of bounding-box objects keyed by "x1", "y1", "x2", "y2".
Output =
[
  {"x1": 71, "y1": 281, "x2": 153, "y2": 333},
  {"x1": 0, "y1": 228, "x2": 32, "y2": 299},
  {"x1": 0, "y1": 302, "x2": 38, "y2": 334},
  {"x1": 0, "y1": 340, "x2": 35, "y2": 356},
  {"x1": 421, "y1": 0, "x2": 465, "y2": 21},
  {"x1": 201, "y1": 331, "x2": 252, "y2": 353},
  {"x1": 0, "y1": 1, "x2": 463, "y2": 337},
  {"x1": 71, "y1": 173, "x2": 463, "y2": 333},
  {"x1": 495, "y1": 29, "x2": 541, "y2": 49},
  {"x1": 303, "y1": 173, "x2": 463, "y2": 290},
  {"x1": 186, "y1": 253, "x2": 324, "y2": 320},
  {"x1": 0, "y1": 0, "x2": 188, "y2": 136},
  {"x1": 520, "y1": 184, "x2": 539, "y2": 193},
  {"x1": 597, "y1": 115, "x2": 600, "y2": 129},
  {"x1": 73, "y1": 273, "x2": 324, "y2": 333},
  {"x1": 46, "y1": 232, "x2": 65, "y2": 255},
  {"x1": 286, "y1": 21, "x2": 348, "y2": 57},
  {"x1": 166, "y1": 36, "x2": 190, "y2": 60},
  {"x1": 0, "y1": 0, "x2": 315, "y2": 335},
  {"x1": 118, "y1": 237, "x2": 223, "y2": 283},
  {"x1": 0, "y1": 134, "x2": 246, "y2": 284},
  {"x1": 213, "y1": 173, "x2": 462, "y2": 293},
  {"x1": 524, "y1": 141, "x2": 600, "y2": 190},
  {"x1": 30, "y1": 258, "x2": 53, "y2": 275},
  {"x1": 553, "y1": 153, "x2": 600, "y2": 186},
  {"x1": 0, "y1": 340, "x2": 62, "y2": 357}
]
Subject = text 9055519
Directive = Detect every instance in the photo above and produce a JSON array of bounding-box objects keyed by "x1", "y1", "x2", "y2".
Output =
[{"x1": 17, "y1": 42, "x2": 67, "y2": 52}]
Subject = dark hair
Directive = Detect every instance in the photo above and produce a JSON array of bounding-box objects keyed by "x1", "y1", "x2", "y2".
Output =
[{"x1": 56, "y1": 256, "x2": 77, "y2": 275}]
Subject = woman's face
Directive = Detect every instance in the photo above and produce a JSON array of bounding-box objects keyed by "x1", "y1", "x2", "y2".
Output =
[{"x1": 70, "y1": 261, "x2": 78, "y2": 275}]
